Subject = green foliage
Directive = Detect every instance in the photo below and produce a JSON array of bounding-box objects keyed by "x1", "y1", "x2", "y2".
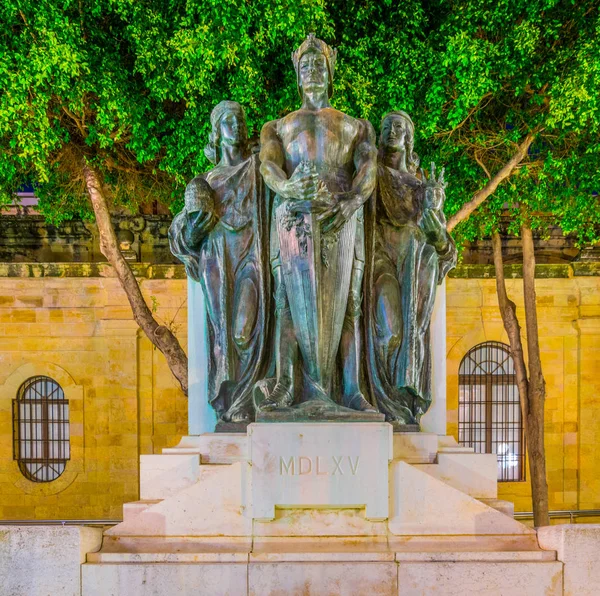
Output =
[{"x1": 1, "y1": 0, "x2": 598, "y2": 247}]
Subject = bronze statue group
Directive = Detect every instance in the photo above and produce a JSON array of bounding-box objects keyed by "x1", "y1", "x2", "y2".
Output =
[{"x1": 170, "y1": 35, "x2": 456, "y2": 430}]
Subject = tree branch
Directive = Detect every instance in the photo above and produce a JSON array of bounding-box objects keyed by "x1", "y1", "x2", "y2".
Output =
[
  {"x1": 447, "y1": 132, "x2": 537, "y2": 231},
  {"x1": 434, "y1": 92, "x2": 493, "y2": 138},
  {"x1": 82, "y1": 163, "x2": 188, "y2": 395},
  {"x1": 474, "y1": 152, "x2": 491, "y2": 180},
  {"x1": 61, "y1": 106, "x2": 88, "y2": 139}
]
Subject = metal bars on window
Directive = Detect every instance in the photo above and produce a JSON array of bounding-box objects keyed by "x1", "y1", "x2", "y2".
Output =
[
  {"x1": 458, "y1": 342, "x2": 525, "y2": 482},
  {"x1": 13, "y1": 376, "x2": 70, "y2": 482}
]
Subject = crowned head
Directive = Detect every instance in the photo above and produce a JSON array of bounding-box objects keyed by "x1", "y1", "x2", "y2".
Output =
[{"x1": 292, "y1": 33, "x2": 337, "y2": 99}]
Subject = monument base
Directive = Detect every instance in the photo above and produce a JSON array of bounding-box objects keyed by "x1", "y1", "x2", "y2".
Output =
[
  {"x1": 256, "y1": 399, "x2": 384, "y2": 422},
  {"x1": 83, "y1": 425, "x2": 562, "y2": 595},
  {"x1": 214, "y1": 420, "x2": 250, "y2": 433},
  {"x1": 83, "y1": 536, "x2": 560, "y2": 596},
  {"x1": 390, "y1": 422, "x2": 420, "y2": 433}
]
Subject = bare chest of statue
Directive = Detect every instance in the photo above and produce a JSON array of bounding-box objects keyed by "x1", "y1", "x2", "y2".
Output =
[{"x1": 276, "y1": 108, "x2": 360, "y2": 176}]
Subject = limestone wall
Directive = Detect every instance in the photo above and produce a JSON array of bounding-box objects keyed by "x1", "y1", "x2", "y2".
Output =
[
  {"x1": 0, "y1": 262, "x2": 599, "y2": 519},
  {"x1": 447, "y1": 264, "x2": 600, "y2": 513},
  {"x1": 0, "y1": 525, "x2": 103, "y2": 596},
  {"x1": 0, "y1": 265, "x2": 188, "y2": 519},
  {"x1": 538, "y1": 524, "x2": 600, "y2": 595}
]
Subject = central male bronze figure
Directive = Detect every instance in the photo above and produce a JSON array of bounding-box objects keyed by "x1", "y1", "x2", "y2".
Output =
[{"x1": 255, "y1": 34, "x2": 378, "y2": 414}]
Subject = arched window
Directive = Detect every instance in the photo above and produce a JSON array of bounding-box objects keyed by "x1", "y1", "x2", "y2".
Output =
[
  {"x1": 13, "y1": 376, "x2": 70, "y2": 482},
  {"x1": 458, "y1": 341, "x2": 524, "y2": 481}
]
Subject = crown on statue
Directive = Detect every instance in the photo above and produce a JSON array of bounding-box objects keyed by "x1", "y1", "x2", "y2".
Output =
[{"x1": 292, "y1": 33, "x2": 337, "y2": 97}]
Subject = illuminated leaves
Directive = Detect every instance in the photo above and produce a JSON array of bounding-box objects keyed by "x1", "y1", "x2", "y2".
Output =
[{"x1": 0, "y1": 0, "x2": 598, "y2": 247}]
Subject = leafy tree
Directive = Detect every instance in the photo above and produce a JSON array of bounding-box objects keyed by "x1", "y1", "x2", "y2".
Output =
[
  {"x1": 1, "y1": 0, "x2": 599, "y2": 525},
  {"x1": 338, "y1": 0, "x2": 599, "y2": 527},
  {"x1": 0, "y1": 0, "x2": 332, "y2": 394},
  {"x1": 420, "y1": 0, "x2": 600, "y2": 529}
]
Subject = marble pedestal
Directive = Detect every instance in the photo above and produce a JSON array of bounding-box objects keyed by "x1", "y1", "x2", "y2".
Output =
[
  {"x1": 250, "y1": 423, "x2": 391, "y2": 521},
  {"x1": 83, "y1": 425, "x2": 561, "y2": 595}
]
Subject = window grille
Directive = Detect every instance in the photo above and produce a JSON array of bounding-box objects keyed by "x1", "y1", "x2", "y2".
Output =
[
  {"x1": 458, "y1": 341, "x2": 525, "y2": 481},
  {"x1": 13, "y1": 376, "x2": 70, "y2": 482}
]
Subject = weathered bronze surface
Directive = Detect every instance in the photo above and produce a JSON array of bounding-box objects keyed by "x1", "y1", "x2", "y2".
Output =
[
  {"x1": 169, "y1": 101, "x2": 272, "y2": 428},
  {"x1": 170, "y1": 38, "x2": 456, "y2": 429},
  {"x1": 254, "y1": 34, "x2": 380, "y2": 418},
  {"x1": 365, "y1": 111, "x2": 457, "y2": 425}
]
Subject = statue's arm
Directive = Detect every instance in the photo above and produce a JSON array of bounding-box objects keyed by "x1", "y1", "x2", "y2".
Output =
[
  {"x1": 350, "y1": 119, "x2": 378, "y2": 207},
  {"x1": 169, "y1": 207, "x2": 214, "y2": 265},
  {"x1": 319, "y1": 119, "x2": 377, "y2": 234},
  {"x1": 259, "y1": 120, "x2": 290, "y2": 196},
  {"x1": 434, "y1": 213, "x2": 458, "y2": 281},
  {"x1": 259, "y1": 120, "x2": 317, "y2": 201},
  {"x1": 183, "y1": 210, "x2": 217, "y2": 248}
]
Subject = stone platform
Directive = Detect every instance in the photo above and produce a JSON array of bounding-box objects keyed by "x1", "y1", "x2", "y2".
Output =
[
  {"x1": 84, "y1": 535, "x2": 561, "y2": 595},
  {"x1": 82, "y1": 425, "x2": 560, "y2": 595}
]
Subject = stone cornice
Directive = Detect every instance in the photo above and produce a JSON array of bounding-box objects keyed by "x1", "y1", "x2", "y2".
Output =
[
  {"x1": 450, "y1": 262, "x2": 600, "y2": 279},
  {"x1": 0, "y1": 263, "x2": 186, "y2": 279},
  {"x1": 1, "y1": 262, "x2": 600, "y2": 279}
]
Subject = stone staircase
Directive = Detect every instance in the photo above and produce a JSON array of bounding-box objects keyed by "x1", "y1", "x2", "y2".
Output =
[{"x1": 82, "y1": 431, "x2": 561, "y2": 595}]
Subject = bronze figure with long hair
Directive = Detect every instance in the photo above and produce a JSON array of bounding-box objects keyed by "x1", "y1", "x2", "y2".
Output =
[
  {"x1": 365, "y1": 111, "x2": 457, "y2": 426},
  {"x1": 169, "y1": 101, "x2": 271, "y2": 426}
]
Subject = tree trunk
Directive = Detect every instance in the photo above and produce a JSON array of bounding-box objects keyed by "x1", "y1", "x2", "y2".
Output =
[
  {"x1": 491, "y1": 233, "x2": 529, "y2": 420},
  {"x1": 82, "y1": 164, "x2": 189, "y2": 395},
  {"x1": 492, "y1": 231, "x2": 550, "y2": 526},
  {"x1": 447, "y1": 133, "x2": 536, "y2": 232},
  {"x1": 521, "y1": 224, "x2": 550, "y2": 527}
]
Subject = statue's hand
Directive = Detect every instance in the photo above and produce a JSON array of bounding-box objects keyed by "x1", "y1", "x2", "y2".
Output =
[
  {"x1": 183, "y1": 210, "x2": 217, "y2": 247},
  {"x1": 287, "y1": 181, "x2": 335, "y2": 216},
  {"x1": 420, "y1": 208, "x2": 448, "y2": 251},
  {"x1": 188, "y1": 209, "x2": 217, "y2": 228},
  {"x1": 280, "y1": 161, "x2": 319, "y2": 200},
  {"x1": 318, "y1": 192, "x2": 361, "y2": 235}
]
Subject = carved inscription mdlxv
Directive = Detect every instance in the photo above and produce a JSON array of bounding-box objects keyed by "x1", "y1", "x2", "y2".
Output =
[{"x1": 279, "y1": 456, "x2": 360, "y2": 476}]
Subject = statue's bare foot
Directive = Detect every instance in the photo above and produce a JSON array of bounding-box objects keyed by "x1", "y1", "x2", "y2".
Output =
[
  {"x1": 228, "y1": 410, "x2": 251, "y2": 423},
  {"x1": 220, "y1": 407, "x2": 250, "y2": 424},
  {"x1": 343, "y1": 392, "x2": 378, "y2": 413},
  {"x1": 260, "y1": 382, "x2": 293, "y2": 411},
  {"x1": 387, "y1": 411, "x2": 417, "y2": 425}
]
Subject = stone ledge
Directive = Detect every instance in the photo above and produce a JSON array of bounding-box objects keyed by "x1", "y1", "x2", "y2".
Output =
[
  {"x1": 450, "y1": 263, "x2": 592, "y2": 279},
  {"x1": 0, "y1": 262, "x2": 187, "y2": 279},
  {"x1": 81, "y1": 554, "x2": 563, "y2": 596},
  {"x1": 2, "y1": 262, "x2": 600, "y2": 279}
]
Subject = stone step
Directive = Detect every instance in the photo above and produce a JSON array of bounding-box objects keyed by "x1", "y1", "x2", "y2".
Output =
[
  {"x1": 479, "y1": 498, "x2": 516, "y2": 517},
  {"x1": 393, "y1": 551, "x2": 555, "y2": 562},
  {"x1": 438, "y1": 446, "x2": 475, "y2": 454},
  {"x1": 87, "y1": 549, "x2": 555, "y2": 564},
  {"x1": 122, "y1": 500, "x2": 161, "y2": 522},
  {"x1": 84, "y1": 533, "x2": 560, "y2": 595},
  {"x1": 162, "y1": 434, "x2": 247, "y2": 464},
  {"x1": 414, "y1": 452, "x2": 498, "y2": 499},
  {"x1": 91, "y1": 534, "x2": 553, "y2": 564},
  {"x1": 83, "y1": 559, "x2": 563, "y2": 596},
  {"x1": 392, "y1": 432, "x2": 438, "y2": 463},
  {"x1": 389, "y1": 461, "x2": 532, "y2": 536}
]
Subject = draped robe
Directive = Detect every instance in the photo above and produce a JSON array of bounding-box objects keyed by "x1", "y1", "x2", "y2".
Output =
[
  {"x1": 365, "y1": 164, "x2": 456, "y2": 423},
  {"x1": 169, "y1": 154, "x2": 271, "y2": 421}
]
